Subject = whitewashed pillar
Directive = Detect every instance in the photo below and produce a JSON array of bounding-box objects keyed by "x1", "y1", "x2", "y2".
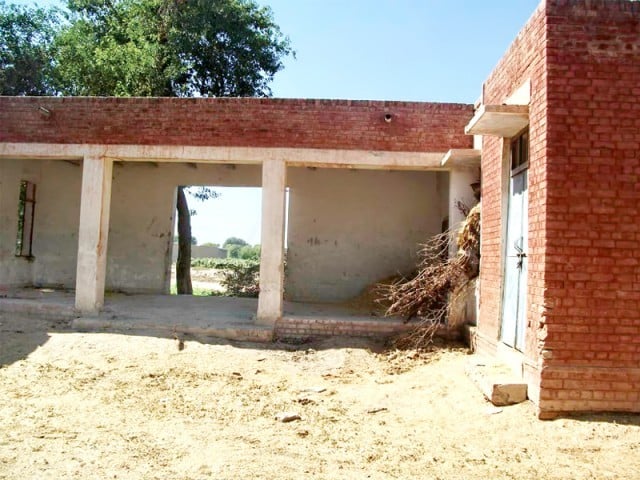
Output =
[
  {"x1": 257, "y1": 159, "x2": 287, "y2": 325},
  {"x1": 75, "y1": 155, "x2": 113, "y2": 313}
]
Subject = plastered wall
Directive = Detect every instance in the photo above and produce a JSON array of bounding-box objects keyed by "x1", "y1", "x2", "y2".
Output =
[
  {"x1": 0, "y1": 160, "x2": 261, "y2": 293},
  {"x1": 1, "y1": 160, "x2": 448, "y2": 302},
  {"x1": 286, "y1": 168, "x2": 447, "y2": 302}
]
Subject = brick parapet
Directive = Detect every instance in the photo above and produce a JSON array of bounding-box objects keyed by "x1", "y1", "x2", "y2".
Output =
[{"x1": 0, "y1": 97, "x2": 473, "y2": 153}]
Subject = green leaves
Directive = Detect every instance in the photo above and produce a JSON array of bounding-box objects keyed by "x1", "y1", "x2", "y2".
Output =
[
  {"x1": 0, "y1": 1, "x2": 60, "y2": 95},
  {"x1": 167, "y1": 0, "x2": 292, "y2": 97},
  {"x1": 53, "y1": 0, "x2": 168, "y2": 96},
  {"x1": 1, "y1": 0, "x2": 293, "y2": 98}
]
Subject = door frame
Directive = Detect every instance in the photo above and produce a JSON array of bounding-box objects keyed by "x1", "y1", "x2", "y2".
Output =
[{"x1": 499, "y1": 128, "x2": 530, "y2": 352}]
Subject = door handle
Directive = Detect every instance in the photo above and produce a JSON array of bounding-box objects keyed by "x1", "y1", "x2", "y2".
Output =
[{"x1": 513, "y1": 241, "x2": 526, "y2": 269}]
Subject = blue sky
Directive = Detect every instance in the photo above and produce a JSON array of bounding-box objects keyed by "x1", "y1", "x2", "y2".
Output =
[{"x1": 12, "y1": 0, "x2": 540, "y2": 245}]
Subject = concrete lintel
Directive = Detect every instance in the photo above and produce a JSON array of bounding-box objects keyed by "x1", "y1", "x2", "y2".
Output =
[
  {"x1": 464, "y1": 104, "x2": 529, "y2": 137},
  {"x1": 75, "y1": 155, "x2": 113, "y2": 314},
  {"x1": 441, "y1": 149, "x2": 481, "y2": 169},
  {"x1": 257, "y1": 159, "x2": 287, "y2": 325},
  {"x1": 0, "y1": 143, "x2": 446, "y2": 171}
]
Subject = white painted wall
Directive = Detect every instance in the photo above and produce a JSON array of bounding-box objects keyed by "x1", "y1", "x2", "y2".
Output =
[
  {"x1": 106, "y1": 163, "x2": 261, "y2": 293},
  {"x1": 0, "y1": 160, "x2": 261, "y2": 293},
  {"x1": 0, "y1": 159, "x2": 40, "y2": 287},
  {"x1": 286, "y1": 168, "x2": 447, "y2": 302},
  {"x1": 1, "y1": 160, "x2": 449, "y2": 303}
]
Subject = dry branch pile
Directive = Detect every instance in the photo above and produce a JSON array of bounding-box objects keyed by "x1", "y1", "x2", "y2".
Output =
[{"x1": 377, "y1": 203, "x2": 481, "y2": 349}]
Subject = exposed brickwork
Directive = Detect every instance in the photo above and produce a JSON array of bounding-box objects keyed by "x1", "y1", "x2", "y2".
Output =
[
  {"x1": 0, "y1": 97, "x2": 472, "y2": 153},
  {"x1": 480, "y1": 0, "x2": 640, "y2": 417},
  {"x1": 275, "y1": 316, "x2": 461, "y2": 341},
  {"x1": 477, "y1": 3, "x2": 548, "y2": 380},
  {"x1": 538, "y1": 0, "x2": 640, "y2": 417}
]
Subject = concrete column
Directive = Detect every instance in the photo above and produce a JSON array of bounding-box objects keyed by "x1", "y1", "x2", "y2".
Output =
[
  {"x1": 75, "y1": 155, "x2": 113, "y2": 313},
  {"x1": 449, "y1": 167, "x2": 479, "y2": 253},
  {"x1": 257, "y1": 159, "x2": 287, "y2": 325}
]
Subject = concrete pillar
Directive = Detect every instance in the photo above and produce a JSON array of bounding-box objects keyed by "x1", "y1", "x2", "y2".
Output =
[
  {"x1": 448, "y1": 167, "x2": 480, "y2": 328},
  {"x1": 257, "y1": 159, "x2": 287, "y2": 325},
  {"x1": 75, "y1": 155, "x2": 113, "y2": 313}
]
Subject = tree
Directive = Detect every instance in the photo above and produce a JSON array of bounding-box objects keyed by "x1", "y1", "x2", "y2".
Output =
[
  {"x1": 223, "y1": 237, "x2": 249, "y2": 259},
  {"x1": 53, "y1": 0, "x2": 292, "y2": 98},
  {"x1": 0, "y1": 1, "x2": 59, "y2": 95},
  {"x1": 223, "y1": 237, "x2": 249, "y2": 248},
  {"x1": 175, "y1": 186, "x2": 218, "y2": 294},
  {"x1": 48, "y1": 0, "x2": 292, "y2": 293}
]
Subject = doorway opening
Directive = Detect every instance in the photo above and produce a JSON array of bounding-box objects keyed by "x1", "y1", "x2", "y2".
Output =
[{"x1": 171, "y1": 186, "x2": 263, "y2": 297}]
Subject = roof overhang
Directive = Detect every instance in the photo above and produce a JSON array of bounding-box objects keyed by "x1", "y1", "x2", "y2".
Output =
[
  {"x1": 440, "y1": 149, "x2": 481, "y2": 168},
  {"x1": 464, "y1": 104, "x2": 529, "y2": 137}
]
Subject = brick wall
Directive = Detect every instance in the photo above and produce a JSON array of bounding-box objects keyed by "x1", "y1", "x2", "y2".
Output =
[
  {"x1": 480, "y1": 0, "x2": 640, "y2": 417},
  {"x1": 477, "y1": 2, "x2": 548, "y2": 397},
  {"x1": 0, "y1": 97, "x2": 473, "y2": 153},
  {"x1": 274, "y1": 316, "x2": 460, "y2": 342},
  {"x1": 538, "y1": 0, "x2": 640, "y2": 417}
]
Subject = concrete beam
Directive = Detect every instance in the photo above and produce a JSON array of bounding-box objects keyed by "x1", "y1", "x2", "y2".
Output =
[
  {"x1": 464, "y1": 104, "x2": 529, "y2": 137},
  {"x1": 0, "y1": 143, "x2": 446, "y2": 171},
  {"x1": 75, "y1": 155, "x2": 113, "y2": 313},
  {"x1": 257, "y1": 159, "x2": 287, "y2": 325},
  {"x1": 440, "y1": 149, "x2": 481, "y2": 168}
]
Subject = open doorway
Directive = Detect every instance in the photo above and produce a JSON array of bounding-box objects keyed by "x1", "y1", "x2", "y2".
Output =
[{"x1": 170, "y1": 186, "x2": 263, "y2": 297}]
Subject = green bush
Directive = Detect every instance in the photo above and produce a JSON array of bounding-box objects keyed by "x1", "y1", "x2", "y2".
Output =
[
  {"x1": 220, "y1": 262, "x2": 260, "y2": 297},
  {"x1": 190, "y1": 257, "x2": 260, "y2": 297},
  {"x1": 191, "y1": 257, "x2": 257, "y2": 269}
]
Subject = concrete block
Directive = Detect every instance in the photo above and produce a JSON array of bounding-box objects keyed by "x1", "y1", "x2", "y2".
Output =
[{"x1": 466, "y1": 355, "x2": 528, "y2": 406}]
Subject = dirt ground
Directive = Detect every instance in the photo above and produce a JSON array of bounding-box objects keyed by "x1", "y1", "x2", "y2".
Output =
[
  {"x1": 170, "y1": 266, "x2": 226, "y2": 294},
  {"x1": 1, "y1": 314, "x2": 639, "y2": 480}
]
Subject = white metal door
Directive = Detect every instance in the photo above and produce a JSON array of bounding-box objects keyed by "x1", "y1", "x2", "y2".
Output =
[{"x1": 501, "y1": 169, "x2": 528, "y2": 351}]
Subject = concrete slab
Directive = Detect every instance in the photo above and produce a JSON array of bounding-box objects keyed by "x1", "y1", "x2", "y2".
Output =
[
  {"x1": 465, "y1": 355, "x2": 528, "y2": 406},
  {"x1": 0, "y1": 288, "x2": 452, "y2": 343}
]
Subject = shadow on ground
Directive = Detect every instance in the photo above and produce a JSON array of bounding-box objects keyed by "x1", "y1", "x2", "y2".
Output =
[
  {"x1": 0, "y1": 310, "x2": 398, "y2": 369},
  {"x1": 0, "y1": 314, "x2": 64, "y2": 367}
]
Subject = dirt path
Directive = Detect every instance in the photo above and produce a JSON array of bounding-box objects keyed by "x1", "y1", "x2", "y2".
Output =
[{"x1": 0, "y1": 314, "x2": 638, "y2": 479}]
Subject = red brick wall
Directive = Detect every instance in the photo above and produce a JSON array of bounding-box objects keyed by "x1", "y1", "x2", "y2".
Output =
[
  {"x1": 477, "y1": 2, "x2": 548, "y2": 398},
  {"x1": 537, "y1": 0, "x2": 640, "y2": 417},
  {"x1": 0, "y1": 97, "x2": 472, "y2": 153}
]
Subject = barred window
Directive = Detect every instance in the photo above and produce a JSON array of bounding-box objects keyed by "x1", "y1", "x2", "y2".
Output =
[{"x1": 15, "y1": 180, "x2": 36, "y2": 258}]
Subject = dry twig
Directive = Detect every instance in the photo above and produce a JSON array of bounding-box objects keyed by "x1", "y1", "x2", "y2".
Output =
[{"x1": 376, "y1": 203, "x2": 481, "y2": 349}]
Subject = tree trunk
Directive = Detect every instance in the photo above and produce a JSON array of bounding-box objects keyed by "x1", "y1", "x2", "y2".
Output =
[{"x1": 176, "y1": 186, "x2": 193, "y2": 294}]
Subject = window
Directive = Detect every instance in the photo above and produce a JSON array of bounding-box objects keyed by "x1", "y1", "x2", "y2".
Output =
[
  {"x1": 15, "y1": 180, "x2": 36, "y2": 258},
  {"x1": 511, "y1": 129, "x2": 529, "y2": 173}
]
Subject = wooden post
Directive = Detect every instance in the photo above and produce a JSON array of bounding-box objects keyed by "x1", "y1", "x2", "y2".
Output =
[
  {"x1": 75, "y1": 155, "x2": 113, "y2": 313},
  {"x1": 257, "y1": 159, "x2": 287, "y2": 325}
]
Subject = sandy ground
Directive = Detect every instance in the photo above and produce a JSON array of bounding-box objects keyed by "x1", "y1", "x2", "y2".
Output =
[
  {"x1": 1, "y1": 314, "x2": 639, "y2": 480},
  {"x1": 170, "y1": 266, "x2": 226, "y2": 294}
]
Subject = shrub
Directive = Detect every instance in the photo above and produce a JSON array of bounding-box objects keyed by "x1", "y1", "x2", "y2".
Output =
[{"x1": 190, "y1": 257, "x2": 260, "y2": 297}]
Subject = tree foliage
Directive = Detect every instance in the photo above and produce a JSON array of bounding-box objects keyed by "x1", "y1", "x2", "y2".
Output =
[
  {"x1": 223, "y1": 237, "x2": 249, "y2": 247},
  {"x1": 0, "y1": 1, "x2": 59, "y2": 95},
  {"x1": 52, "y1": 0, "x2": 292, "y2": 97}
]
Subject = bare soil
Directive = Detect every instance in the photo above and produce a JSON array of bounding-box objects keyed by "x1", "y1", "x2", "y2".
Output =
[
  {"x1": 1, "y1": 314, "x2": 639, "y2": 480},
  {"x1": 170, "y1": 266, "x2": 226, "y2": 294}
]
